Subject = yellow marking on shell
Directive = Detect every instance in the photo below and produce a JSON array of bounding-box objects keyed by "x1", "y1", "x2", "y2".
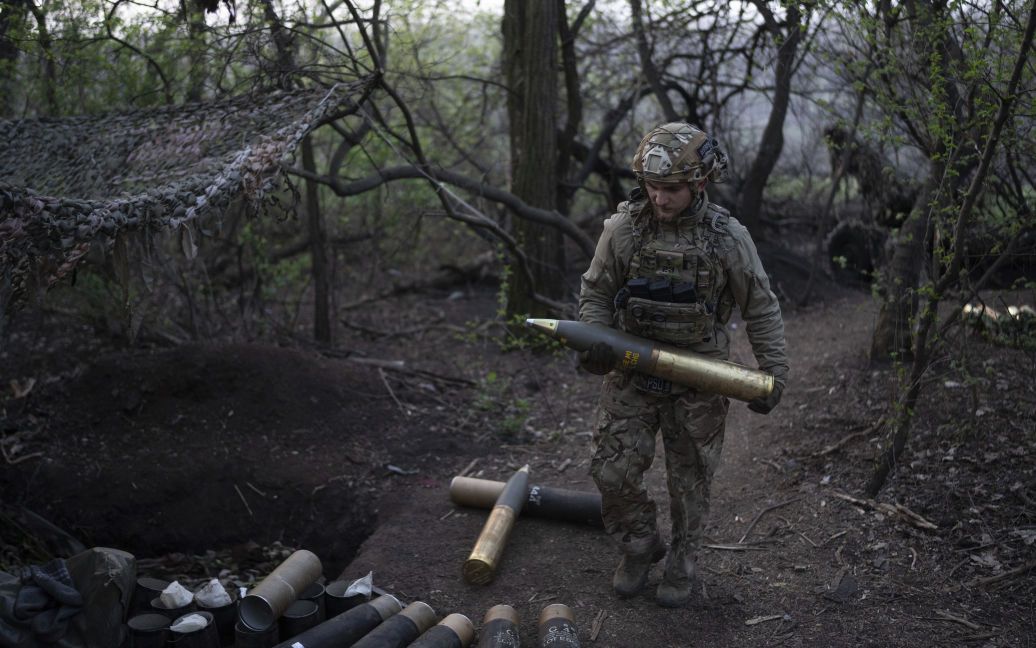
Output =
[{"x1": 622, "y1": 350, "x2": 640, "y2": 369}]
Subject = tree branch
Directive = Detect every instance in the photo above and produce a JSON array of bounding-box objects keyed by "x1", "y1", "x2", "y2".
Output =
[{"x1": 284, "y1": 163, "x2": 596, "y2": 258}]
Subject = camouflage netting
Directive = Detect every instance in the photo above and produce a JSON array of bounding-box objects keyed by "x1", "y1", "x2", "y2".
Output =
[{"x1": 0, "y1": 78, "x2": 374, "y2": 315}]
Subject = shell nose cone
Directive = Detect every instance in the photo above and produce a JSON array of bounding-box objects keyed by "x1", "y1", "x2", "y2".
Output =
[{"x1": 525, "y1": 318, "x2": 559, "y2": 334}]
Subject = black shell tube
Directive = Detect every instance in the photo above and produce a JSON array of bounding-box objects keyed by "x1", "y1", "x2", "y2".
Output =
[
  {"x1": 477, "y1": 605, "x2": 520, "y2": 648},
  {"x1": 408, "y1": 614, "x2": 475, "y2": 648},
  {"x1": 538, "y1": 604, "x2": 580, "y2": 648},
  {"x1": 450, "y1": 477, "x2": 603, "y2": 528},
  {"x1": 269, "y1": 594, "x2": 401, "y2": 648},
  {"x1": 351, "y1": 601, "x2": 438, "y2": 648}
]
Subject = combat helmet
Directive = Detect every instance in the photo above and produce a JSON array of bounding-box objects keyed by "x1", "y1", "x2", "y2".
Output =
[{"x1": 632, "y1": 122, "x2": 729, "y2": 184}]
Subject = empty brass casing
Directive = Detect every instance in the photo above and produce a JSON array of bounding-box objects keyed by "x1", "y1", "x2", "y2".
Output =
[
  {"x1": 463, "y1": 506, "x2": 517, "y2": 585},
  {"x1": 462, "y1": 466, "x2": 529, "y2": 585}
]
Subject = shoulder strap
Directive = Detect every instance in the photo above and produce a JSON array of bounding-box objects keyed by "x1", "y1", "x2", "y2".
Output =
[{"x1": 705, "y1": 202, "x2": 730, "y2": 234}]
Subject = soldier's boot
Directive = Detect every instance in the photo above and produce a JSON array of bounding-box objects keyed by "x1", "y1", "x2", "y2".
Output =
[
  {"x1": 656, "y1": 551, "x2": 696, "y2": 608},
  {"x1": 612, "y1": 537, "x2": 666, "y2": 597}
]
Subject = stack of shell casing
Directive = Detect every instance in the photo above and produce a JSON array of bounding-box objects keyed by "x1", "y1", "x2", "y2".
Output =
[{"x1": 463, "y1": 465, "x2": 530, "y2": 585}]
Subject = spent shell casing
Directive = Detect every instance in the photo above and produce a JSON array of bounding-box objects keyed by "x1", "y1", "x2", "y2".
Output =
[
  {"x1": 450, "y1": 476, "x2": 603, "y2": 527},
  {"x1": 239, "y1": 549, "x2": 322, "y2": 631},
  {"x1": 525, "y1": 319, "x2": 773, "y2": 402},
  {"x1": 477, "y1": 604, "x2": 520, "y2": 648},
  {"x1": 408, "y1": 613, "x2": 476, "y2": 648},
  {"x1": 538, "y1": 604, "x2": 580, "y2": 647},
  {"x1": 351, "y1": 601, "x2": 438, "y2": 648},
  {"x1": 269, "y1": 594, "x2": 401, "y2": 648},
  {"x1": 463, "y1": 465, "x2": 530, "y2": 585}
]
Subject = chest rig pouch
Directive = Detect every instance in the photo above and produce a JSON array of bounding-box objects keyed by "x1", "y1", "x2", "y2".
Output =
[{"x1": 621, "y1": 205, "x2": 729, "y2": 395}]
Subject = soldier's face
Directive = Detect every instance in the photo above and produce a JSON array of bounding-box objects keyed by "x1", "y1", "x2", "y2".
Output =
[{"x1": 645, "y1": 181, "x2": 694, "y2": 221}]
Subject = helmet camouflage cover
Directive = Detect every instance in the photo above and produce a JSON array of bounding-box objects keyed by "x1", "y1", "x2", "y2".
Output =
[{"x1": 632, "y1": 122, "x2": 729, "y2": 184}]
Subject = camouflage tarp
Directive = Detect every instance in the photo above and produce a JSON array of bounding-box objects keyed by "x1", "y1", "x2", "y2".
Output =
[{"x1": 0, "y1": 78, "x2": 374, "y2": 315}]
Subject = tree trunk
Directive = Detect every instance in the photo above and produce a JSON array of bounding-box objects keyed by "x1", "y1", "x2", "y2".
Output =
[
  {"x1": 868, "y1": 175, "x2": 936, "y2": 363},
  {"x1": 0, "y1": 1, "x2": 26, "y2": 115},
  {"x1": 503, "y1": 0, "x2": 564, "y2": 318},
  {"x1": 301, "y1": 135, "x2": 331, "y2": 344},
  {"x1": 737, "y1": 3, "x2": 803, "y2": 236},
  {"x1": 555, "y1": 0, "x2": 583, "y2": 216},
  {"x1": 25, "y1": 1, "x2": 56, "y2": 115},
  {"x1": 183, "y1": 2, "x2": 207, "y2": 103}
]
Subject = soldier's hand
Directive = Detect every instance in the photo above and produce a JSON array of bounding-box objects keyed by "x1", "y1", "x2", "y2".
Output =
[
  {"x1": 748, "y1": 379, "x2": 784, "y2": 415},
  {"x1": 579, "y1": 342, "x2": 613, "y2": 375}
]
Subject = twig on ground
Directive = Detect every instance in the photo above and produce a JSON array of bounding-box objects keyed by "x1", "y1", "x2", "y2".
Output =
[
  {"x1": 233, "y1": 484, "x2": 253, "y2": 518},
  {"x1": 797, "y1": 532, "x2": 818, "y2": 548},
  {"x1": 812, "y1": 430, "x2": 869, "y2": 457},
  {"x1": 830, "y1": 491, "x2": 938, "y2": 530},
  {"x1": 590, "y1": 610, "x2": 606, "y2": 641},
  {"x1": 704, "y1": 544, "x2": 768, "y2": 552},
  {"x1": 739, "y1": 498, "x2": 801, "y2": 544},
  {"x1": 963, "y1": 559, "x2": 1036, "y2": 589},
  {"x1": 1, "y1": 445, "x2": 43, "y2": 465},
  {"x1": 439, "y1": 509, "x2": 454, "y2": 521},
  {"x1": 458, "y1": 458, "x2": 479, "y2": 477},
  {"x1": 909, "y1": 547, "x2": 918, "y2": 570},
  {"x1": 556, "y1": 458, "x2": 572, "y2": 472},
  {"x1": 934, "y1": 609, "x2": 982, "y2": 630},
  {"x1": 246, "y1": 482, "x2": 267, "y2": 497},
  {"x1": 378, "y1": 368, "x2": 410, "y2": 417},
  {"x1": 348, "y1": 357, "x2": 407, "y2": 370},
  {"x1": 823, "y1": 530, "x2": 848, "y2": 546},
  {"x1": 745, "y1": 614, "x2": 784, "y2": 626}
]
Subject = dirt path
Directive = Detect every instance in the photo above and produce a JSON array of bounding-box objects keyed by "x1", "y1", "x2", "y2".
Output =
[{"x1": 341, "y1": 293, "x2": 1034, "y2": 647}]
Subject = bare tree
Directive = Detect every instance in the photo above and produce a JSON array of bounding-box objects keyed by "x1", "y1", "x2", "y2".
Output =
[
  {"x1": 736, "y1": 1, "x2": 808, "y2": 234},
  {"x1": 503, "y1": 0, "x2": 565, "y2": 318}
]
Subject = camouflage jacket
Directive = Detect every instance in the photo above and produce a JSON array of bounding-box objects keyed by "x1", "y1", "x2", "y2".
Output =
[{"x1": 578, "y1": 193, "x2": 789, "y2": 384}]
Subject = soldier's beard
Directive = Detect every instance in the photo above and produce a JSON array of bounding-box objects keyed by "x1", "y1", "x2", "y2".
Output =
[{"x1": 653, "y1": 189, "x2": 700, "y2": 222}]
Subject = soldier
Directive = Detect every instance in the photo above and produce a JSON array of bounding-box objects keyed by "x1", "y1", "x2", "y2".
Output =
[{"x1": 578, "y1": 122, "x2": 789, "y2": 607}]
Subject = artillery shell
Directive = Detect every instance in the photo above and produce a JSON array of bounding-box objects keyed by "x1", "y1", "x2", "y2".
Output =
[
  {"x1": 525, "y1": 319, "x2": 773, "y2": 402},
  {"x1": 269, "y1": 594, "x2": 401, "y2": 648},
  {"x1": 450, "y1": 476, "x2": 602, "y2": 527},
  {"x1": 409, "y1": 613, "x2": 476, "y2": 648},
  {"x1": 477, "y1": 604, "x2": 520, "y2": 648},
  {"x1": 351, "y1": 601, "x2": 439, "y2": 648},
  {"x1": 537, "y1": 604, "x2": 579, "y2": 648},
  {"x1": 463, "y1": 465, "x2": 530, "y2": 585}
]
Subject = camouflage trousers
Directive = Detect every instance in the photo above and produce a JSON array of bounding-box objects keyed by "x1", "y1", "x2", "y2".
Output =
[{"x1": 590, "y1": 372, "x2": 728, "y2": 568}]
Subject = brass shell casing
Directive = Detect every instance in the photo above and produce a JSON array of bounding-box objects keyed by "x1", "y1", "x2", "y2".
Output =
[
  {"x1": 650, "y1": 348, "x2": 774, "y2": 402},
  {"x1": 526, "y1": 319, "x2": 774, "y2": 402},
  {"x1": 483, "y1": 604, "x2": 519, "y2": 625},
  {"x1": 463, "y1": 505, "x2": 517, "y2": 585},
  {"x1": 538, "y1": 604, "x2": 575, "y2": 625}
]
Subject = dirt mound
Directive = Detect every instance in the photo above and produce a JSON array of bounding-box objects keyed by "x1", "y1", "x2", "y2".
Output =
[{"x1": 3, "y1": 341, "x2": 415, "y2": 575}]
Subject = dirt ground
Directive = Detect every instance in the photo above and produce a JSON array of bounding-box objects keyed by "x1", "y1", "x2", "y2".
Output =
[{"x1": 2, "y1": 267, "x2": 1035, "y2": 646}]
